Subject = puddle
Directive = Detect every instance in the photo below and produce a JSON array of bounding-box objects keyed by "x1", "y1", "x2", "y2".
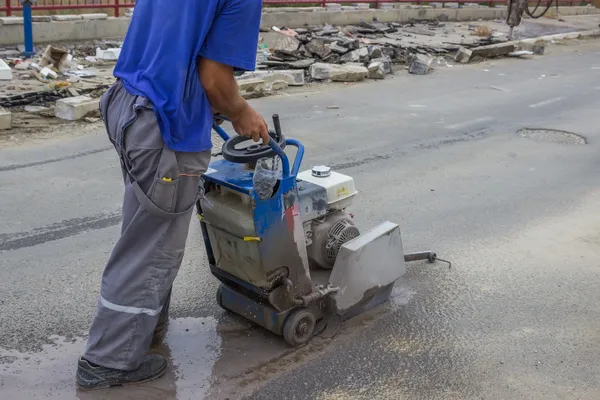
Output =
[
  {"x1": 0, "y1": 285, "x2": 414, "y2": 399},
  {"x1": 0, "y1": 317, "x2": 221, "y2": 400}
]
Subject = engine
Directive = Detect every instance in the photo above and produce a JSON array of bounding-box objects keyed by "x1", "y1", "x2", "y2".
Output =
[{"x1": 297, "y1": 166, "x2": 360, "y2": 270}]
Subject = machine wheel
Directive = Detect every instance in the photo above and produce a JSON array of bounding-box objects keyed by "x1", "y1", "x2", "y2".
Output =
[
  {"x1": 216, "y1": 285, "x2": 227, "y2": 311},
  {"x1": 283, "y1": 309, "x2": 316, "y2": 347}
]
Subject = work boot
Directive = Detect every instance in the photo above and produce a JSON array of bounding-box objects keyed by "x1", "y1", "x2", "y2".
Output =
[{"x1": 76, "y1": 354, "x2": 167, "y2": 391}]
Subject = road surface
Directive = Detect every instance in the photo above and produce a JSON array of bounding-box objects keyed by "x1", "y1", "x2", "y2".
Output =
[{"x1": 2, "y1": 39, "x2": 600, "y2": 400}]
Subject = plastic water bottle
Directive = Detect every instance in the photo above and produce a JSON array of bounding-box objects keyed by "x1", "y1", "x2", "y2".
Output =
[{"x1": 253, "y1": 157, "x2": 280, "y2": 199}]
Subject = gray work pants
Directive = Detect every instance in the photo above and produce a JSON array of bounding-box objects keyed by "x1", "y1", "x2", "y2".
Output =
[{"x1": 84, "y1": 81, "x2": 211, "y2": 370}]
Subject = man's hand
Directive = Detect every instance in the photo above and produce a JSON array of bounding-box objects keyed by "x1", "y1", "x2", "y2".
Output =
[
  {"x1": 231, "y1": 104, "x2": 270, "y2": 144},
  {"x1": 199, "y1": 57, "x2": 269, "y2": 144}
]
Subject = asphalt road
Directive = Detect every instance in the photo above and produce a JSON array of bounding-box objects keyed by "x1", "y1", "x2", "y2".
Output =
[{"x1": 2, "y1": 39, "x2": 600, "y2": 400}]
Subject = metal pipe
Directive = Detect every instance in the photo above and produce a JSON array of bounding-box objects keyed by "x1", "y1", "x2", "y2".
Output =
[
  {"x1": 285, "y1": 139, "x2": 305, "y2": 177},
  {"x1": 404, "y1": 251, "x2": 437, "y2": 263},
  {"x1": 22, "y1": 1, "x2": 34, "y2": 58}
]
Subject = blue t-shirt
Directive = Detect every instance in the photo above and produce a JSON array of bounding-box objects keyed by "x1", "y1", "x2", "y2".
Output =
[{"x1": 114, "y1": 0, "x2": 262, "y2": 152}]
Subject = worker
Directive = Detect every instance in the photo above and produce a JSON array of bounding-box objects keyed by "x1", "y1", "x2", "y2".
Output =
[{"x1": 76, "y1": 0, "x2": 270, "y2": 390}]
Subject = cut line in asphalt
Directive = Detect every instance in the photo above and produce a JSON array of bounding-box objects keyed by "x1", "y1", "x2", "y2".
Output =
[
  {"x1": 529, "y1": 96, "x2": 565, "y2": 108},
  {"x1": 446, "y1": 117, "x2": 494, "y2": 130}
]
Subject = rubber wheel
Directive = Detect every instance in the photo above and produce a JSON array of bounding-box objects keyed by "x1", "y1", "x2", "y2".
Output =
[
  {"x1": 216, "y1": 285, "x2": 227, "y2": 311},
  {"x1": 283, "y1": 309, "x2": 316, "y2": 347}
]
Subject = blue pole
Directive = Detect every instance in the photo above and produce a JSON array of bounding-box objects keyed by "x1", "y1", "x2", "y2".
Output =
[{"x1": 22, "y1": 1, "x2": 34, "y2": 58}]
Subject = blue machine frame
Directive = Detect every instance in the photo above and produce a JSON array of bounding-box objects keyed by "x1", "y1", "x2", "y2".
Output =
[{"x1": 196, "y1": 120, "x2": 316, "y2": 335}]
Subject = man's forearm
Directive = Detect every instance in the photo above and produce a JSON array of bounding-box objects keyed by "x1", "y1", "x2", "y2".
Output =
[{"x1": 198, "y1": 58, "x2": 249, "y2": 121}]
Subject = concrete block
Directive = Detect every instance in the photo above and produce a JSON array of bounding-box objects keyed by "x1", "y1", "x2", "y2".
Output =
[
  {"x1": 309, "y1": 62, "x2": 368, "y2": 82},
  {"x1": 55, "y1": 96, "x2": 100, "y2": 121},
  {"x1": 0, "y1": 17, "x2": 23, "y2": 25},
  {"x1": 0, "y1": 59, "x2": 13, "y2": 80},
  {"x1": 408, "y1": 54, "x2": 433, "y2": 75},
  {"x1": 266, "y1": 80, "x2": 289, "y2": 92},
  {"x1": 96, "y1": 47, "x2": 122, "y2": 61},
  {"x1": 51, "y1": 15, "x2": 83, "y2": 22},
  {"x1": 341, "y1": 47, "x2": 369, "y2": 63},
  {"x1": 82, "y1": 13, "x2": 108, "y2": 21},
  {"x1": 238, "y1": 69, "x2": 304, "y2": 86},
  {"x1": 368, "y1": 61, "x2": 385, "y2": 79},
  {"x1": 454, "y1": 47, "x2": 472, "y2": 63},
  {"x1": 237, "y1": 78, "x2": 266, "y2": 93},
  {"x1": 0, "y1": 108, "x2": 12, "y2": 130},
  {"x1": 371, "y1": 56, "x2": 392, "y2": 75},
  {"x1": 32, "y1": 16, "x2": 52, "y2": 23}
]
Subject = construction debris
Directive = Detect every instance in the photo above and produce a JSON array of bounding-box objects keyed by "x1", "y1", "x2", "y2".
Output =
[
  {"x1": 0, "y1": 107, "x2": 12, "y2": 130},
  {"x1": 0, "y1": 18, "x2": 549, "y2": 132},
  {"x1": 0, "y1": 59, "x2": 12, "y2": 80},
  {"x1": 408, "y1": 54, "x2": 433, "y2": 75},
  {"x1": 310, "y1": 63, "x2": 368, "y2": 82}
]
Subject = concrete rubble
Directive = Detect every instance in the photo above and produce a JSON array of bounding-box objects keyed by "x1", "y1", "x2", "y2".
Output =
[{"x1": 0, "y1": 16, "x2": 554, "y2": 132}]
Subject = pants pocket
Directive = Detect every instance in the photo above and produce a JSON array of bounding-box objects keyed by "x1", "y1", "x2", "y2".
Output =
[{"x1": 149, "y1": 177, "x2": 178, "y2": 214}]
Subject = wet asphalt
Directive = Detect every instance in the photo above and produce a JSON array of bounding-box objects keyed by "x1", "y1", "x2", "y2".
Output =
[{"x1": 2, "y1": 39, "x2": 600, "y2": 399}]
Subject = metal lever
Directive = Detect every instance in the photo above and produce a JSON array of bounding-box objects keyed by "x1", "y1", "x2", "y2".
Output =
[
  {"x1": 404, "y1": 251, "x2": 452, "y2": 269},
  {"x1": 273, "y1": 114, "x2": 282, "y2": 137}
]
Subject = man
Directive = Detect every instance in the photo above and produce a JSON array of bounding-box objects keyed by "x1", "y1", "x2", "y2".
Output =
[{"x1": 76, "y1": 0, "x2": 269, "y2": 390}]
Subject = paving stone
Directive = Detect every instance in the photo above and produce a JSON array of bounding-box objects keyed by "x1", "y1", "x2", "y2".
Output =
[
  {"x1": 408, "y1": 54, "x2": 433, "y2": 75},
  {"x1": 82, "y1": 13, "x2": 108, "y2": 21},
  {"x1": 368, "y1": 61, "x2": 386, "y2": 79},
  {"x1": 0, "y1": 59, "x2": 13, "y2": 80},
  {"x1": 51, "y1": 15, "x2": 83, "y2": 21},
  {"x1": 309, "y1": 63, "x2": 368, "y2": 82},
  {"x1": 0, "y1": 17, "x2": 23, "y2": 25},
  {"x1": 0, "y1": 108, "x2": 13, "y2": 130},
  {"x1": 238, "y1": 70, "x2": 304, "y2": 86},
  {"x1": 55, "y1": 96, "x2": 100, "y2": 121}
]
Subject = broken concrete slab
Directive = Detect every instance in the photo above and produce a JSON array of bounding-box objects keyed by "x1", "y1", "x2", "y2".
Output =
[
  {"x1": 287, "y1": 59, "x2": 316, "y2": 69},
  {"x1": 266, "y1": 80, "x2": 289, "y2": 92},
  {"x1": 24, "y1": 105, "x2": 50, "y2": 113},
  {"x1": 371, "y1": 56, "x2": 393, "y2": 75},
  {"x1": 455, "y1": 47, "x2": 473, "y2": 63},
  {"x1": 341, "y1": 47, "x2": 369, "y2": 63},
  {"x1": 367, "y1": 46, "x2": 383, "y2": 59},
  {"x1": 0, "y1": 59, "x2": 13, "y2": 80},
  {"x1": 31, "y1": 16, "x2": 52, "y2": 23},
  {"x1": 509, "y1": 50, "x2": 534, "y2": 57},
  {"x1": 309, "y1": 63, "x2": 368, "y2": 82},
  {"x1": 55, "y1": 96, "x2": 100, "y2": 121},
  {"x1": 306, "y1": 38, "x2": 332, "y2": 59},
  {"x1": 238, "y1": 70, "x2": 304, "y2": 86},
  {"x1": 409, "y1": 55, "x2": 433, "y2": 75},
  {"x1": 0, "y1": 17, "x2": 23, "y2": 25},
  {"x1": 519, "y1": 41, "x2": 546, "y2": 55},
  {"x1": 262, "y1": 32, "x2": 300, "y2": 53},
  {"x1": 470, "y1": 42, "x2": 517, "y2": 60},
  {"x1": 96, "y1": 48, "x2": 122, "y2": 61},
  {"x1": 0, "y1": 108, "x2": 13, "y2": 130},
  {"x1": 404, "y1": 27, "x2": 436, "y2": 37},
  {"x1": 82, "y1": 13, "x2": 108, "y2": 21},
  {"x1": 329, "y1": 42, "x2": 349, "y2": 54},
  {"x1": 237, "y1": 78, "x2": 266, "y2": 95},
  {"x1": 51, "y1": 15, "x2": 83, "y2": 22},
  {"x1": 367, "y1": 61, "x2": 386, "y2": 80}
]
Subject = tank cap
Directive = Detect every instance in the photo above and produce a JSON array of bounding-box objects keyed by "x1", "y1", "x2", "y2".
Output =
[{"x1": 312, "y1": 165, "x2": 331, "y2": 177}]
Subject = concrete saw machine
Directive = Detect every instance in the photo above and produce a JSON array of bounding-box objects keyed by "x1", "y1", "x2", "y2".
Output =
[{"x1": 196, "y1": 115, "x2": 445, "y2": 347}]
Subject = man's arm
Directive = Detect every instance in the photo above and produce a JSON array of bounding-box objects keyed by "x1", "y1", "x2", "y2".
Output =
[
  {"x1": 199, "y1": 58, "x2": 268, "y2": 143},
  {"x1": 197, "y1": 0, "x2": 268, "y2": 143}
]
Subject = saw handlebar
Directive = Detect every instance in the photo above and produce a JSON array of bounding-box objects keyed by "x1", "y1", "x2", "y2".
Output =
[{"x1": 212, "y1": 114, "x2": 304, "y2": 179}]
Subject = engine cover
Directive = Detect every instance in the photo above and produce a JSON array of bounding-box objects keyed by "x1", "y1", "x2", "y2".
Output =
[{"x1": 307, "y1": 211, "x2": 360, "y2": 270}]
